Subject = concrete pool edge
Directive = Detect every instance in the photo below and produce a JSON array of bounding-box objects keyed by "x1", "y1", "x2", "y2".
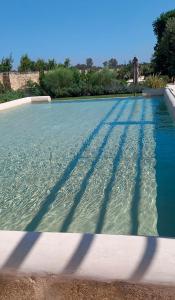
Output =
[
  {"x1": 164, "y1": 87, "x2": 175, "y2": 120},
  {"x1": 0, "y1": 96, "x2": 51, "y2": 111},
  {"x1": 0, "y1": 230, "x2": 175, "y2": 287}
]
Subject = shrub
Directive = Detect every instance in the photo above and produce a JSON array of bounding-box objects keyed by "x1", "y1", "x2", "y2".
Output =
[
  {"x1": 31, "y1": 66, "x2": 144, "y2": 98},
  {"x1": 145, "y1": 75, "x2": 167, "y2": 88},
  {"x1": 0, "y1": 90, "x2": 25, "y2": 103},
  {"x1": 41, "y1": 67, "x2": 74, "y2": 97},
  {"x1": 23, "y1": 80, "x2": 44, "y2": 96}
]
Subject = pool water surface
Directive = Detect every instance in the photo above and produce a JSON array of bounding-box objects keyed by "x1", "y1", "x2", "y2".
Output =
[{"x1": 0, "y1": 97, "x2": 175, "y2": 237}]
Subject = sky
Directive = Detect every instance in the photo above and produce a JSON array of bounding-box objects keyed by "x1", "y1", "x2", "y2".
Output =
[{"x1": 0, "y1": 0, "x2": 174, "y2": 68}]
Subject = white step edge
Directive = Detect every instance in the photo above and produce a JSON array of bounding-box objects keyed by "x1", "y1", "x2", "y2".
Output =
[
  {"x1": 0, "y1": 231, "x2": 174, "y2": 286},
  {"x1": 0, "y1": 96, "x2": 51, "y2": 111}
]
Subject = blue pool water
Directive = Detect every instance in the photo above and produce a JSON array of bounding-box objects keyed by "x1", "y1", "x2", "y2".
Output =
[{"x1": 0, "y1": 97, "x2": 175, "y2": 237}]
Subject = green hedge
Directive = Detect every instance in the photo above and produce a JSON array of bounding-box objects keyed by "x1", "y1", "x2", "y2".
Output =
[{"x1": 41, "y1": 67, "x2": 144, "y2": 98}]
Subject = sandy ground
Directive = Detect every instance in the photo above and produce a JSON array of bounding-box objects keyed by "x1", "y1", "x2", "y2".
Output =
[{"x1": 0, "y1": 274, "x2": 175, "y2": 300}]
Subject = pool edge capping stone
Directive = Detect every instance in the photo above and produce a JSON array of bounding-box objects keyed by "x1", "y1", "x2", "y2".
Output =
[
  {"x1": 0, "y1": 96, "x2": 51, "y2": 111},
  {"x1": 0, "y1": 231, "x2": 175, "y2": 287},
  {"x1": 142, "y1": 88, "x2": 165, "y2": 97},
  {"x1": 164, "y1": 88, "x2": 175, "y2": 121}
]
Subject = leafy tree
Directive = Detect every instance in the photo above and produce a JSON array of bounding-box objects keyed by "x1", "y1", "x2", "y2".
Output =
[
  {"x1": 64, "y1": 58, "x2": 71, "y2": 68},
  {"x1": 116, "y1": 62, "x2": 132, "y2": 80},
  {"x1": 47, "y1": 59, "x2": 57, "y2": 70},
  {"x1": 108, "y1": 58, "x2": 118, "y2": 69},
  {"x1": 0, "y1": 55, "x2": 13, "y2": 72},
  {"x1": 156, "y1": 18, "x2": 175, "y2": 77},
  {"x1": 86, "y1": 58, "x2": 93, "y2": 69},
  {"x1": 34, "y1": 59, "x2": 46, "y2": 71},
  {"x1": 152, "y1": 10, "x2": 175, "y2": 76},
  {"x1": 75, "y1": 63, "x2": 87, "y2": 71},
  {"x1": 153, "y1": 9, "x2": 175, "y2": 42},
  {"x1": 18, "y1": 54, "x2": 34, "y2": 72},
  {"x1": 139, "y1": 63, "x2": 153, "y2": 77},
  {"x1": 103, "y1": 61, "x2": 108, "y2": 68}
]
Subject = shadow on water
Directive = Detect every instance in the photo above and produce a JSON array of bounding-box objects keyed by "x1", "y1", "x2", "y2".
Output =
[
  {"x1": 130, "y1": 99, "x2": 146, "y2": 235},
  {"x1": 1, "y1": 100, "x2": 122, "y2": 269},
  {"x1": 60, "y1": 101, "x2": 127, "y2": 232},
  {"x1": 95, "y1": 100, "x2": 137, "y2": 233},
  {"x1": 155, "y1": 99, "x2": 175, "y2": 237},
  {"x1": 25, "y1": 100, "x2": 121, "y2": 232}
]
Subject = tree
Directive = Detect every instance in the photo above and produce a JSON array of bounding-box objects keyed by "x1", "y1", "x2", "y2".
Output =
[
  {"x1": 47, "y1": 59, "x2": 57, "y2": 70},
  {"x1": 0, "y1": 55, "x2": 13, "y2": 72},
  {"x1": 75, "y1": 63, "x2": 87, "y2": 71},
  {"x1": 158, "y1": 18, "x2": 175, "y2": 77},
  {"x1": 64, "y1": 58, "x2": 71, "y2": 68},
  {"x1": 18, "y1": 54, "x2": 34, "y2": 72},
  {"x1": 86, "y1": 58, "x2": 93, "y2": 69},
  {"x1": 140, "y1": 62, "x2": 153, "y2": 77},
  {"x1": 116, "y1": 62, "x2": 132, "y2": 80},
  {"x1": 103, "y1": 61, "x2": 108, "y2": 68},
  {"x1": 34, "y1": 59, "x2": 47, "y2": 71},
  {"x1": 108, "y1": 58, "x2": 118, "y2": 69},
  {"x1": 152, "y1": 10, "x2": 175, "y2": 76},
  {"x1": 153, "y1": 9, "x2": 175, "y2": 42}
]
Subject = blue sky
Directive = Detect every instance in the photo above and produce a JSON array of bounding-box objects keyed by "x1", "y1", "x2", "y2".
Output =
[{"x1": 0, "y1": 0, "x2": 174, "y2": 67}]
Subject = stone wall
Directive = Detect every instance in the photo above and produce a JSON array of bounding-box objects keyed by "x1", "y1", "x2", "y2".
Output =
[
  {"x1": 0, "y1": 72, "x2": 40, "y2": 90},
  {"x1": 0, "y1": 73, "x2": 3, "y2": 86}
]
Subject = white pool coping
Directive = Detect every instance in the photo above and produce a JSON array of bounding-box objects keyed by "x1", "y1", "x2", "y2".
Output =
[
  {"x1": 0, "y1": 96, "x2": 51, "y2": 111},
  {"x1": 164, "y1": 87, "x2": 175, "y2": 120},
  {"x1": 0, "y1": 230, "x2": 175, "y2": 286}
]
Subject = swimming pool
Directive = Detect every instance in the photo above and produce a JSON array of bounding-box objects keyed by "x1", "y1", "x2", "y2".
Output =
[{"x1": 0, "y1": 97, "x2": 175, "y2": 237}]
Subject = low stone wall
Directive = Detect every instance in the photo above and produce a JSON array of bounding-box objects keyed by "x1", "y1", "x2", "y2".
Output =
[{"x1": 0, "y1": 72, "x2": 40, "y2": 90}]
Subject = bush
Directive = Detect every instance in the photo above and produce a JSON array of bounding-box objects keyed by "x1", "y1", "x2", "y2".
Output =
[
  {"x1": 41, "y1": 67, "x2": 75, "y2": 97},
  {"x1": 23, "y1": 80, "x2": 44, "y2": 97},
  {"x1": 0, "y1": 90, "x2": 25, "y2": 103},
  {"x1": 0, "y1": 67, "x2": 144, "y2": 102},
  {"x1": 145, "y1": 75, "x2": 167, "y2": 88}
]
